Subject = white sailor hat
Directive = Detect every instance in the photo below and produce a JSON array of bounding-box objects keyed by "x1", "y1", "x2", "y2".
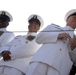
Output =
[
  {"x1": 65, "y1": 9, "x2": 76, "y2": 21},
  {"x1": 28, "y1": 14, "x2": 44, "y2": 28},
  {"x1": 0, "y1": 10, "x2": 13, "y2": 22}
]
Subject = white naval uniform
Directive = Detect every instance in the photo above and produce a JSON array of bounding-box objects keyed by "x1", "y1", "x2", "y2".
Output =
[
  {"x1": 26, "y1": 24, "x2": 74, "y2": 75},
  {"x1": 0, "y1": 33, "x2": 41, "y2": 75},
  {"x1": 0, "y1": 28, "x2": 15, "y2": 46}
]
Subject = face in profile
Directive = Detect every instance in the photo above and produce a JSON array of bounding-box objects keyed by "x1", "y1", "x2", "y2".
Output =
[
  {"x1": 66, "y1": 15, "x2": 76, "y2": 29},
  {"x1": 28, "y1": 21, "x2": 40, "y2": 32},
  {"x1": 0, "y1": 20, "x2": 8, "y2": 28}
]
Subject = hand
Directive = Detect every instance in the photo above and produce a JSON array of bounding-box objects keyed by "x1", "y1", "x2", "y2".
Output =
[
  {"x1": 69, "y1": 38, "x2": 76, "y2": 50},
  {"x1": 1, "y1": 51, "x2": 11, "y2": 61},
  {"x1": 58, "y1": 33, "x2": 71, "y2": 40}
]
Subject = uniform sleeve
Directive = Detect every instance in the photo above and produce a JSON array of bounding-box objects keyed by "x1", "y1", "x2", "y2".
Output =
[
  {"x1": 0, "y1": 45, "x2": 10, "y2": 53},
  {"x1": 0, "y1": 32, "x2": 15, "y2": 53},
  {"x1": 10, "y1": 40, "x2": 41, "y2": 60},
  {"x1": 36, "y1": 25, "x2": 60, "y2": 44},
  {"x1": 1, "y1": 32, "x2": 15, "y2": 46}
]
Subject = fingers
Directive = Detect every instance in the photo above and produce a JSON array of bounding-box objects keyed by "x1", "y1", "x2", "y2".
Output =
[
  {"x1": 1, "y1": 51, "x2": 11, "y2": 61},
  {"x1": 3, "y1": 54, "x2": 11, "y2": 61},
  {"x1": 69, "y1": 38, "x2": 76, "y2": 50},
  {"x1": 65, "y1": 33, "x2": 71, "y2": 40},
  {"x1": 58, "y1": 33, "x2": 71, "y2": 39}
]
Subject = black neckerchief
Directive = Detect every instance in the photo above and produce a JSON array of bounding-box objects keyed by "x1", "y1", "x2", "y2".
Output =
[{"x1": 26, "y1": 35, "x2": 36, "y2": 41}]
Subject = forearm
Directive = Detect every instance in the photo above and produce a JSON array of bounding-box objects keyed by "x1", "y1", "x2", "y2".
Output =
[
  {"x1": 0, "y1": 46, "x2": 10, "y2": 53},
  {"x1": 10, "y1": 44, "x2": 37, "y2": 59},
  {"x1": 36, "y1": 32, "x2": 60, "y2": 44}
]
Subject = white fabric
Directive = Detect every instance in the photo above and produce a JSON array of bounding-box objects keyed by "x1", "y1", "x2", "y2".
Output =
[
  {"x1": 0, "y1": 66, "x2": 24, "y2": 75},
  {"x1": 26, "y1": 62, "x2": 59, "y2": 75},
  {"x1": 0, "y1": 28, "x2": 15, "y2": 47},
  {"x1": 0, "y1": 33, "x2": 41, "y2": 74},
  {"x1": 0, "y1": 28, "x2": 15, "y2": 58},
  {"x1": 26, "y1": 62, "x2": 47, "y2": 75},
  {"x1": 31, "y1": 24, "x2": 74, "y2": 75},
  {"x1": 47, "y1": 66, "x2": 59, "y2": 75}
]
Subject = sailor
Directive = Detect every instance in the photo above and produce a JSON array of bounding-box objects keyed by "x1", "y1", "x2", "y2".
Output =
[
  {"x1": 26, "y1": 9, "x2": 76, "y2": 75},
  {"x1": 0, "y1": 10, "x2": 15, "y2": 46},
  {"x1": 0, "y1": 14, "x2": 44, "y2": 75}
]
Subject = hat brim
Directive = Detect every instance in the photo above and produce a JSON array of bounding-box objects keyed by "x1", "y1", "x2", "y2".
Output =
[
  {"x1": 65, "y1": 9, "x2": 76, "y2": 21},
  {"x1": 28, "y1": 14, "x2": 44, "y2": 28},
  {"x1": 0, "y1": 10, "x2": 13, "y2": 22}
]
